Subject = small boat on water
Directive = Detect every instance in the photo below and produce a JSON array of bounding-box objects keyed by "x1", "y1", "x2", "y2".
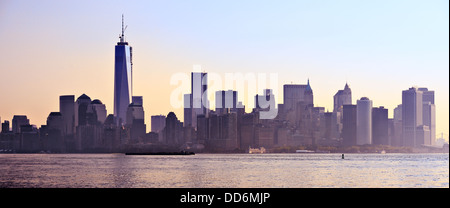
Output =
[
  {"x1": 380, "y1": 150, "x2": 386, "y2": 154},
  {"x1": 248, "y1": 147, "x2": 266, "y2": 154},
  {"x1": 295, "y1": 150, "x2": 315, "y2": 153},
  {"x1": 125, "y1": 151, "x2": 195, "y2": 155}
]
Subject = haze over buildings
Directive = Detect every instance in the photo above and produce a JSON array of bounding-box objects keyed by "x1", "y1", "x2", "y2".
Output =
[{"x1": 0, "y1": 1, "x2": 448, "y2": 152}]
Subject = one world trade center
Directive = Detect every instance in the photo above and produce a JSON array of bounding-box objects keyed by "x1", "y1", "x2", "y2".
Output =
[{"x1": 114, "y1": 15, "x2": 132, "y2": 126}]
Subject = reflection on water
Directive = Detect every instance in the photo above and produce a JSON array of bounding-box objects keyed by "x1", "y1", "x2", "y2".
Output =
[{"x1": 0, "y1": 153, "x2": 448, "y2": 188}]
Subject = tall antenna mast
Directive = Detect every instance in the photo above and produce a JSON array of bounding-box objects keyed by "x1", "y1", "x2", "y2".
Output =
[
  {"x1": 122, "y1": 14, "x2": 124, "y2": 40},
  {"x1": 120, "y1": 14, "x2": 127, "y2": 43}
]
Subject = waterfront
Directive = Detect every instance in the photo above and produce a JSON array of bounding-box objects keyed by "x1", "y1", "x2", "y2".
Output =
[{"x1": 0, "y1": 153, "x2": 448, "y2": 188}]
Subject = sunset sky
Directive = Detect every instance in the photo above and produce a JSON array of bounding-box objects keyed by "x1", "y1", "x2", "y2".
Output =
[{"x1": 0, "y1": 0, "x2": 448, "y2": 140}]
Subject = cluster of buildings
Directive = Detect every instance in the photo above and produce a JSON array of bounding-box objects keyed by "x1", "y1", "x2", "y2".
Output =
[
  {"x1": 0, "y1": 76, "x2": 439, "y2": 153},
  {"x1": 0, "y1": 18, "x2": 441, "y2": 153}
]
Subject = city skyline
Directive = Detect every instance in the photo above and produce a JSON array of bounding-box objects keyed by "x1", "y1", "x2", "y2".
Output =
[{"x1": 0, "y1": 1, "x2": 448, "y2": 141}]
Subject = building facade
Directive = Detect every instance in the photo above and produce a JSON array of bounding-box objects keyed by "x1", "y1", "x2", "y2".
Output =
[
  {"x1": 356, "y1": 97, "x2": 372, "y2": 145},
  {"x1": 114, "y1": 16, "x2": 132, "y2": 126}
]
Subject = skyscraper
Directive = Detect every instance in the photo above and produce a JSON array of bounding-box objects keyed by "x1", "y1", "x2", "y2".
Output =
[
  {"x1": 151, "y1": 115, "x2": 166, "y2": 133},
  {"x1": 372, "y1": 106, "x2": 388, "y2": 145},
  {"x1": 1, "y1": 120, "x2": 10, "y2": 133},
  {"x1": 87, "y1": 99, "x2": 107, "y2": 124},
  {"x1": 192, "y1": 72, "x2": 208, "y2": 116},
  {"x1": 254, "y1": 89, "x2": 275, "y2": 111},
  {"x1": 402, "y1": 87, "x2": 423, "y2": 147},
  {"x1": 46, "y1": 112, "x2": 65, "y2": 152},
  {"x1": 356, "y1": 97, "x2": 372, "y2": 145},
  {"x1": 75, "y1": 94, "x2": 91, "y2": 127},
  {"x1": 342, "y1": 105, "x2": 357, "y2": 146},
  {"x1": 185, "y1": 71, "x2": 209, "y2": 128},
  {"x1": 114, "y1": 15, "x2": 132, "y2": 126},
  {"x1": 391, "y1": 104, "x2": 403, "y2": 146},
  {"x1": 12, "y1": 115, "x2": 29, "y2": 134},
  {"x1": 59, "y1": 95, "x2": 75, "y2": 136},
  {"x1": 216, "y1": 90, "x2": 238, "y2": 115},
  {"x1": 333, "y1": 82, "x2": 352, "y2": 113},
  {"x1": 332, "y1": 83, "x2": 352, "y2": 139},
  {"x1": 283, "y1": 79, "x2": 313, "y2": 113},
  {"x1": 126, "y1": 96, "x2": 146, "y2": 144},
  {"x1": 418, "y1": 88, "x2": 435, "y2": 145}
]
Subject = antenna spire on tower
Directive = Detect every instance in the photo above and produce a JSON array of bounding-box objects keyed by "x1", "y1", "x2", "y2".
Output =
[{"x1": 120, "y1": 14, "x2": 126, "y2": 43}]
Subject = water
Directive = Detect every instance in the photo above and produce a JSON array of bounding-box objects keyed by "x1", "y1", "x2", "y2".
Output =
[{"x1": 0, "y1": 153, "x2": 448, "y2": 188}]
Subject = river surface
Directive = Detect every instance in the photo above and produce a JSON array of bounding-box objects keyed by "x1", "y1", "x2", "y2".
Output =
[{"x1": 0, "y1": 153, "x2": 448, "y2": 188}]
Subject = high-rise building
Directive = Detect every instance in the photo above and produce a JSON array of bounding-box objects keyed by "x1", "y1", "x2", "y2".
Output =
[
  {"x1": 185, "y1": 72, "x2": 209, "y2": 129},
  {"x1": 208, "y1": 112, "x2": 238, "y2": 151},
  {"x1": 333, "y1": 82, "x2": 352, "y2": 113},
  {"x1": 332, "y1": 83, "x2": 352, "y2": 140},
  {"x1": 46, "y1": 112, "x2": 65, "y2": 152},
  {"x1": 126, "y1": 96, "x2": 145, "y2": 125},
  {"x1": 418, "y1": 88, "x2": 435, "y2": 145},
  {"x1": 75, "y1": 94, "x2": 92, "y2": 127},
  {"x1": 12, "y1": 115, "x2": 29, "y2": 134},
  {"x1": 356, "y1": 97, "x2": 372, "y2": 145},
  {"x1": 390, "y1": 104, "x2": 403, "y2": 146},
  {"x1": 254, "y1": 89, "x2": 275, "y2": 111},
  {"x1": 126, "y1": 96, "x2": 146, "y2": 144},
  {"x1": 47, "y1": 112, "x2": 64, "y2": 131},
  {"x1": 192, "y1": 72, "x2": 208, "y2": 116},
  {"x1": 419, "y1": 88, "x2": 434, "y2": 104},
  {"x1": 184, "y1": 94, "x2": 193, "y2": 127},
  {"x1": 416, "y1": 125, "x2": 431, "y2": 146},
  {"x1": 342, "y1": 105, "x2": 357, "y2": 146},
  {"x1": 283, "y1": 79, "x2": 313, "y2": 113},
  {"x1": 151, "y1": 115, "x2": 166, "y2": 133},
  {"x1": 216, "y1": 90, "x2": 238, "y2": 115},
  {"x1": 402, "y1": 87, "x2": 423, "y2": 147},
  {"x1": 114, "y1": 15, "x2": 132, "y2": 126},
  {"x1": 59, "y1": 95, "x2": 75, "y2": 136},
  {"x1": 372, "y1": 106, "x2": 388, "y2": 145},
  {"x1": 87, "y1": 99, "x2": 107, "y2": 124},
  {"x1": 164, "y1": 112, "x2": 183, "y2": 146},
  {"x1": 422, "y1": 102, "x2": 435, "y2": 145},
  {"x1": 1, "y1": 120, "x2": 10, "y2": 133},
  {"x1": 151, "y1": 115, "x2": 166, "y2": 142}
]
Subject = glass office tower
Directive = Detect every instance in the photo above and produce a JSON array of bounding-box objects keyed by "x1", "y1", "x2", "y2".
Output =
[{"x1": 114, "y1": 15, "x2": 132, "y2": 126}]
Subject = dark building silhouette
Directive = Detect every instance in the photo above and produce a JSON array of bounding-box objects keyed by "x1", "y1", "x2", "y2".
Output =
[
  {"x1": 216, "y1": 90, "x2": 238, "y2": 115},
  {"x1": 87, "y1": 99, "x2": 107, "y2": 125},
  {"x1": 372, "y1": 107, "x2": 389, "y2": 145},
  {"x1": 45, "y1": 112, "x2": 65, "y2": 152},
  {"x1": 12, "y1": 115, "x2": 29, "y2": 134},
  {"x1": 332, "y1": 83, "x2": 352, "y2": 140},
  {"x1": 1, "y1": 120, "x2": 10, "y2": 133},
  {"x1": 240, "y1": 112, "x2": 259, "y2": 150},
  {"x1": 207, "y1": 112, "x2": 238, "y2": 151},
  {"x1": 196, "y1": 114, "x2": 208, "y2": 145},
  {"x1": 151, "y1": 115, "x2": 166, "y2": 142},
  {"x1": 283, "y1": 79, "x2": 313, "y2": 115},
  {"x1": 164, "y1": 112, "x2": 183, "y2": 147},
  {"x1": 19, "y1": 124, "x2": 39, "y2": 152},
  {"x1": 126, "y1": 96, "x2": 146, "y2": 144},
  {"x1": 254, "y1": 89, "x2": 275, "y2": 111},
  {"x1": 342, "y1": 105, "x2": 357, "y2": 146},
  {"x1": 75, "y1": 94, "x2": 92, "y2": 127},
  {"x1": 0, "y1": 120, "x2": 14, "y2": 151},
  {"x1": 59, "y1": 95, "x2": 75, "y2": 136}
]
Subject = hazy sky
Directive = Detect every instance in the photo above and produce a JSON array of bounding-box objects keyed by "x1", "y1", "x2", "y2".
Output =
[{"x1": 0, "y1": 0, "x2": 448, "y2": 140}]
